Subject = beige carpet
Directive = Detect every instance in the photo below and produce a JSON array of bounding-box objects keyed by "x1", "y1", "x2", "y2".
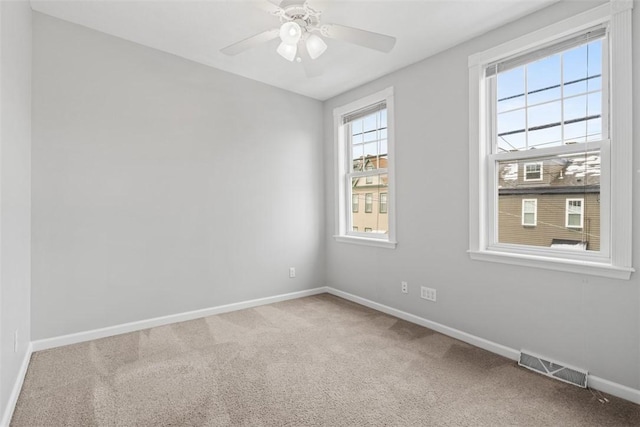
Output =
[{"x1": 11, "y1": 294, "x2": 640, "y2": 426}]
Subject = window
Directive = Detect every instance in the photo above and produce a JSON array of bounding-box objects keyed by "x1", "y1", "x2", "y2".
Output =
[
  {"x1": 380, "y1": 193, "x2": 388, "y2": 214},
  {"x1": 365, "y1": 164, "x2": 374, "y2": 184},
  {"x1": 352, "y1": 194, "x2": 359, "y2": 213},
  {"x1": 522, "y1": 199, "x2": 537, "y2": 226},
  {"x1": 566, "y1": 198, "x2": 584, "y2": 228},
  {"x1": 365, "y1": 193, "x2": 373, "y2": 213},
  {"x1": 468, "y1": 1, "x2": 633, "y2": 279},
  {"x1": 333, "y1": 87, "x2": 396, "y2": 248},
  {"x1": 524, "y1": 163, "x2": 542, "y2": 181}
]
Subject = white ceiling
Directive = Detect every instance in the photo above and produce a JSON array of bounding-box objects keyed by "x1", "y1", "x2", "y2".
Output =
[{"x1": 30, "y1": 0, "x2": 558, "y2": 100}]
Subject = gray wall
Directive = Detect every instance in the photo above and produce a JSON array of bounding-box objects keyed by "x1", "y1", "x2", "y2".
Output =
[
  {"x1": 324, "y1": 0, "x2": 640, "y2": 390},
  {"x1": 32, "y1": 13, "x2": 324, "y2": 340},
  {"x1": 0, "y1": 0, "x2": 32, "y2": 418}
]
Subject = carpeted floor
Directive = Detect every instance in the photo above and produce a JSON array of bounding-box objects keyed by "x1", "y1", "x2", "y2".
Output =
[{"x1": 11, "y1": 294, "x2": 640, "y2": 426}]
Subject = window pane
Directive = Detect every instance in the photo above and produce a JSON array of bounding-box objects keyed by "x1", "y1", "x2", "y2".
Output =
[
  {"x1": 351, "y1": 174, "x2": 389, "y2": 235},
  {"x1": 527, "y1": 54, "x2": 561, "y2": 105},
  {"x1": 350, "y1": 109, "x2": 388, "y2": 172},
  {"x1": 497, "y1": 152, "x2": 600, "y2": 251},
  {"x1": 568, "y1": 214, "x2": 581, "y2": 227},
  {"x1": 363, "y1": 114, "x2": 377, "y2": 132},
  {"x1": 497, "y1": 66, "x2": 525, "y2": 112},
  {"x1": 497, "y1": 109, "x2": 526, "y2": 152}
]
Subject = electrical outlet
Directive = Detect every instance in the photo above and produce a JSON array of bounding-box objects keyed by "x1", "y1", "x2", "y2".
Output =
[
  {"x1": 14, "y1": 330, "x2": 18, "y2": 353},
  {"x1": 289, "y1": 267, "x2": 296, "y2": 278},
  {"x1": 420, "y1": 286, "x2": 436, "y2": 302},
  {"x1": 401, "y1": 281, "x2": 408, "y2": 293}
]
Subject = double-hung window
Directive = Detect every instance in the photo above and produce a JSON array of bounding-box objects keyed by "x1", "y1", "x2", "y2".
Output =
[
  {"x1": 468, "y1": 1, "x2": 633, "y2": 279},
  {"x1": 522, "y1": 199, "x2": 537, "y2": 227},
  {"x1": 334, "y1": 87, "x2": 396, "y2": 248},
  {"x1": 566, "y1": 199, "x2": 584, "y2": 229}
]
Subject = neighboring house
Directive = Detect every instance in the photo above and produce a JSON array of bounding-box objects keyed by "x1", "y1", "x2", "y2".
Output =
[
  {"x1": 352, "y1": 156, "x2": 388, "y2": 234},
  {"x1": 498, "y1": 152, "x2": 600, "y2": 251}
]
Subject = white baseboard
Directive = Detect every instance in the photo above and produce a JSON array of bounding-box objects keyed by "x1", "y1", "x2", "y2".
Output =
[
  {"x1": 0, "y1": 342, "x2": 33, "y2": 427},
  {"x1": 325, "y1": 287, "x2": 640, "y2": 405},
  {"x1": 31, "y1": 287, "x2": 328, "y2": 352},
  {"x1": 22, "y1": 285, "x2": 640, "y2": 408},
  {"x1": 588, "y1": 375, "x2": 640, "y2": 405}
]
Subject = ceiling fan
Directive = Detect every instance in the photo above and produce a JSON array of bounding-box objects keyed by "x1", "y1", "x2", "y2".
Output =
[{"x1": 220, "y1": 0, "x2": 396, "y2": 75}]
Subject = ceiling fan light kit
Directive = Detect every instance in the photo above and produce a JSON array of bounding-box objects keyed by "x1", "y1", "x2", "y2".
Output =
[
  {"x1": 305, "y1": 34, "x2": 327, "y2": 60},
  {"x1": 279, "y1": 21, "x2": 302, "y2": 44},
  {"x1": 277, "y1": 41, "x2": 298, "y2": 61},
  {"x1": 221, "y1": 0, "x2": 396, "y2": 72}
]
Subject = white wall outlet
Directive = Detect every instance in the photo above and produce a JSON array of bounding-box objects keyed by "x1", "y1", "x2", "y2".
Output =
[
  {"x1": 401, "y1": 281, "x2": 408, "y2": 293},
  {"x1": 289, "y1": 267, "x2": 296, "y2": 278},
  {"x1": 14, "y1": 330, "x2": 18, "y2": 353},
  {"x1": 420, "y1": 286, "x2": 436, "y2": 302}
]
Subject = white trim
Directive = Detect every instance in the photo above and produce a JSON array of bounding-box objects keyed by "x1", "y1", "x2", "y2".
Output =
[
  {"x1": 334, "y1": 87, "x2": 396, "y2": 247},
  {"x1": 469, "y1": 0, "x2": 633, "y2": 278},
  {"x1": 324, "y1": 287, "x2": 640, "y2": 404},
  {"x1": 468, "y1": 1, "x2": 629, "y2": 68},
  {"x1": 7, "y1": 285, "x2": 640, "y2": 419},
  {"x1": 0, "y1": 343, "x2": 33, "y2": 427},
  {"x1": 589, "y1": 375, "x2": 640, "y2": 405},
  {"x1": 31, "y1": 287, "x2": 327, "y2": 352},
  {"x1": 469, "y1": 249, "x2": 632, "y2": 280},
  {"x1": 333, "y1": 235, "x2": 397, "y2": 249},
  {"x1": 325, "y1": 287, "x2": 519, "y2": 361}
]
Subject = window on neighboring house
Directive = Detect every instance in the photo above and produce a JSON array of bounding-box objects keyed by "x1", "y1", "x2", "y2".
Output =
[
  {"x1": 352, "y1": 194, "x2": 359, "y2": 213},
  {"x1": 365, "y1": 193, "x2": 373, "y2": 213},
  {"x1": 522, "y1": 199, "x2": 537, "y2": 226},
  {"x1": 468, "y1": 2, "x2": 633, "y2": 279},
  {"x1": 524, "y1": 162, "x2": 543, "y2": 181},
  {"x1": 365, "y1": 164, "x2": 374, "y2": 184},
  {"x1": 333, "y1": 87, "x2": 396, "y2": 248},
  {"x1": 566, "y1": 198, "x2": 584, "y2": 228},
  {"x1": 380, "y1": 193, "x2": 388, "y2": 214}
]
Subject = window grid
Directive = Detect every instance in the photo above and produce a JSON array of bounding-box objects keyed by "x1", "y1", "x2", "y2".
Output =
[{"x1": 496, "y1": 38, "x2": 604, "y2": 153}]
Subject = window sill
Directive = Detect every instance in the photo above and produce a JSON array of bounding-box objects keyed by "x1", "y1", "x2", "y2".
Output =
[
  {"x1": 334, "y1": 235, "x2": 397, "y2": 249},
  {"x1": 468, "y1": 250, "x2": 634, "y2": 280}
]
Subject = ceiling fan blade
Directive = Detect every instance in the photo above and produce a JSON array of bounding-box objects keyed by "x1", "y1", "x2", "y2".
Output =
[
  {"x1": 220, "y1": 29, "x2": 280, "y2": 56},
  {"x1": 297, "y1": 41, "x2": 323, "y2": 78},
  {"x1": 321, "y1": 24, "x2": 396, "y2": 53},
  {"x1": 255, "y1": 0, "x2": 284, "y2": 15}
]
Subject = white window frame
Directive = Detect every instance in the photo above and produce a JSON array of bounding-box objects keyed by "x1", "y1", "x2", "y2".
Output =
[
  {"x1": 523, "y1": 162, "x2": 543, "y2": 182},
  {"x1": 566, "y1": 198, "x2": 584, "y2": 228},
  {"x1": 333, "y1": 87, "x2": 397, "y2": 249},
  {"x1": 522, "y1": 199, "x2": 537, "y2": 226},
  {"x1": 468, "y1": 0, "x2": 633, "y2": 279}
]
